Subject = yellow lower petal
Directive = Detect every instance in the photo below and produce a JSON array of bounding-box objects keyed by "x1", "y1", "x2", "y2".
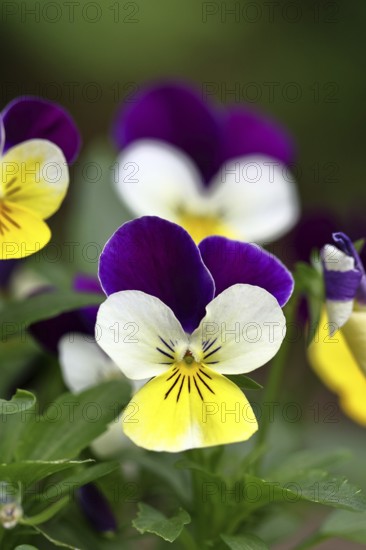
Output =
[
  {"x1": 122, "y1": 363, "x2": 258, "y2": 452},
  {"x1": 308, "y1": 311, "x2": 366, "y2": 426},
  {"x1": 1, "y1": 139, "x2": 68, "y2": 220},
  {"x1": 178, "y1": 211, "x2": 237, "y2": 244},
  {"x1": 0, "y1": 201, "x2": 51, "y2": 259}
]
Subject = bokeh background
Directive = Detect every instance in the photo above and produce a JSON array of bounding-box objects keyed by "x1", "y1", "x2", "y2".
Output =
[{"x1": 1, "y1": 1, "x2": 366, "y2": 548}]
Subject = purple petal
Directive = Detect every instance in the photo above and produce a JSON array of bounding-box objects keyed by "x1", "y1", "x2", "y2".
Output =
[
  {"x1": 78, "y1": 484, "x2": 117, "y2": 533},
  {"x1": 2, "y1": 96, "x2": 81, "y2": 164},
  {"x1": 331, "y1": 232, "x2": 366, "y2": 304},
  {"x1": 323, "y1": 269, "x2": 362, "y2": 302},
  {"x1": 112, "y1": 82, "x2": 222, "y2": 184},
  {"x1": 99, "y1": 217, "x2": 215, "y2": 332},
  {"x1": 199, "y1": 236, "x2": 294, "y2": 307},
  {"x1": 218, "y1": 107, "x2": 295, "y2": 167}
]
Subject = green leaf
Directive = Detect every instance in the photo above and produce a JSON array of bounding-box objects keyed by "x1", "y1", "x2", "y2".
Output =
[
  {"x1": 353, "y1": 238, "x2": 365, "y2": 253},
  {"x1": 38, "y1": 461, "x2": 119, "y2": 502},
  {"x1": 0, "y1": 291, "x2": 103, "y2": 334},
  {"x1": 132, "y1": 503, "x2": 191, "y2": 542},
  {"x1": 32, "y1": 525, "x2": 77, "y2": 549},
  {"x1": 0, "y1": 459, "x2": 92, "y2": 486},
  {"x1": 15, "y1": 546, "x2": 40, "y2": 550},
  {"x1": 16, "y1": 380, "x2": 131, "y2": 461},
  {"x1": 226, "y1": 375, "x2": 263, "y2": 391},
  {"x1": 268, "y1": 448, "x2": 351, "y2": 481},
  {"x1": 244, "y1": 472, "x2": 366, "y2": 512},
  {"x1": 221, "y1": 533, "x2": 268, "y2": 550},
  {"x1": 320, "y1": 509, "x2": 366, "y2": 543},
  {"x1": 0, "y1": 389, "x2": 36, "y2": 415}
]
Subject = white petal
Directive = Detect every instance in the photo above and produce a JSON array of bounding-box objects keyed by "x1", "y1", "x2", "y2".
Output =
[
  {"x1": 58, "y1": 333, "x2": 122, "y2": 392},
  {"x1": 96, "y1": 290, "x2": 189, "y2": 379},
  {"x1": 114, "y1": 140, "x2": 204, "y2": 219},
  {"x1": 208, "y1": 155, "x2": 300, "y2": 243},
  {"x1": 190, "y1": 284, "x2": 286, "y2": 374},
  {"x1": 325, "y1": 300, "x2": 354, "y2": 336},
  {"x1": 322, "y1": 244, "x2": 355, "y2": 272},
  {"x1": 91, "y1": 415, "x2": 132, "y2": 457}
]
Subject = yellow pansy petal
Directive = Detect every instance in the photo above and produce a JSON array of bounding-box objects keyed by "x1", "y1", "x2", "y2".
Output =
[
  {"x1": 308, "y1": 311, "x2": 366, "y2": 426},
  {"x1": 341, "y1": 310, "x2": 366, "y2": 376},
  {"x1": 1, "y1": 139, "x2": 69, "y2": 219},
  {"x1": 123, "y1": 365, "x2": 258, "y2": 452},
  {"x1": 0, "y1": 202, "x2": 51, "y2": 259}
]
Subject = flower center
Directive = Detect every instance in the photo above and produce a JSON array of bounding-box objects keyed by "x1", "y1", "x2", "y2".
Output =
[{"x1": 177, "y1": 210, "x2": 235, "y2": 243}]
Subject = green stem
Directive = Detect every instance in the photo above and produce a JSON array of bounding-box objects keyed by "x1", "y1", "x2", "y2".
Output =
[{"x1": 255, "y1": 294, "x2": 298, "y2": 456}]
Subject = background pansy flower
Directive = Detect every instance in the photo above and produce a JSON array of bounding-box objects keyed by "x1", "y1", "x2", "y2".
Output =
[
  {"x1": 309, "y1": 232, "x2": 366, "y2": 425},
  {"x1": 97, "y1": 216, "x2": 293, "y2": 452},
  {"x1": 0, "y1": 97, "x2": 81, "y2": 260},
  {"x1": 112, "y1": 82, "x2": 300, "y2": 243}
]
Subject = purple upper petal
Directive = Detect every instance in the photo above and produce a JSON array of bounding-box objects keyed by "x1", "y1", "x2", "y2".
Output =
[
  {"x1": 199, "y1": 236, "x2": 294, "y2": 307},
  {"x1": 218, "y1": 107, "x2": 295, "y2": 168},
  {"x1": 112, "y1": 82, "x2": 222, "y2": 184},
  {"x1": 99, "y1": 217, "x2": 215, "y2": 333},
  {"x1": 326, "y1": 232, "x2": 366, "y2": 305},
  {"x1": 2, "y1": 97, "x2": 81, "y2": 163}
]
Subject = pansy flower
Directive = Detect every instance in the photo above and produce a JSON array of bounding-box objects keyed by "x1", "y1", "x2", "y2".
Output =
[
  {"x1": 112, "y1": 82, "x2": 300, "y2": 243},
  {"x1": 0, "y1": 97, "x2": 80, "y2": 260},
  {"x1": 309, "y1": 232, "x2": 366, "y2": 425},
  {"x1": 96, "y1": 216, "x2": 293, "y2": 452}
]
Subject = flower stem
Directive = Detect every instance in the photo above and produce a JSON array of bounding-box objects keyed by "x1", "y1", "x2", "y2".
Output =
[
  {"x1": 294, "y1": 533, "x2": 329, "y2": 549},
  {"x1": 255, "y1": 293, "x2": 298, "y2": 457},
  {"x1": 179, "y1": 527, "x2": 200, "y2": 550}
]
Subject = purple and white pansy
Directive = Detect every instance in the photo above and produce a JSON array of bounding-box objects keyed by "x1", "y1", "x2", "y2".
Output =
[
  {"x1": 111, "y1": 82, "x2": 300, "y2": 244},
  {"x1": 96, "y1": 216, "x2": 294, "y2": 452}
]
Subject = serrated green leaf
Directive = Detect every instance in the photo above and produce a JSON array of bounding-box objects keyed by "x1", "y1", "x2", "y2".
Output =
[
  {"x1": 0, "y1": 459, "x2": 92, "y2": 486},
  {"x1": 244, "y1": 471, "x2": 366, "y2": 512},
  {"x1": 132, "y1": 503, "x2": 191, "y2": 542},
  {"x1": 226, "y1": 375, "x2": 263, "y2": 391},
  {"x1": 221, "y1": 533, "x2": 268, "y2": 550},
  {"x1": 320, "y1": 509, "x2": 366, "y2": 543},
  {"x1": 268, "y1": 448, "x2": 351, "y2": 481},
  {"x1": 0, "y1": 389, "x2": 36, "y2": 415},
  {"x1": 15, "y1": 380, "x2": 131, "y2": 461},
  {"x1": 0, "y1": 291, "x2": 103, "y2": 334}
]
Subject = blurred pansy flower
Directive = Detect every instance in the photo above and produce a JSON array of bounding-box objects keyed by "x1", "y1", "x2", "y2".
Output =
[
  {"x1": 97, "y1": 216, "x2": 293, "y2": 452},
  {"x1": 309, "y1": 232, "x2": 366, "y2": 425},
  {"x1": 0, "y1": 97, "x2": 80, "y2": 260},
  {"x1": 112, "y1": 82, "x2": 300, "y2": 243}
]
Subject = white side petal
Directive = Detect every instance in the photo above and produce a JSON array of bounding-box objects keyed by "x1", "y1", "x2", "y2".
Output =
[
  {"x1": 190, "y1": 284, "x2": 286, "y2": 374},
  {"x1": 114, "y1": 139, "x2": 204, "y2": 219},
  {"x1": 91, "y1": 415, "x2": 132, "y2": 458},
  {"x1": 96, "y1": 290, "x2": 189, "y2": 379},
  {"x1": 208, "y1": 155, "x2": 300, "y2": 243},
  {"x1": 58, "y1": 333, "x2": 122, "y2": 392},
  {"x1": 325, "y1": 300, "x2": 354, "y2": 336},
  {"x1": 322, "y1": 244, "x2": 355, "y2": 271}
]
